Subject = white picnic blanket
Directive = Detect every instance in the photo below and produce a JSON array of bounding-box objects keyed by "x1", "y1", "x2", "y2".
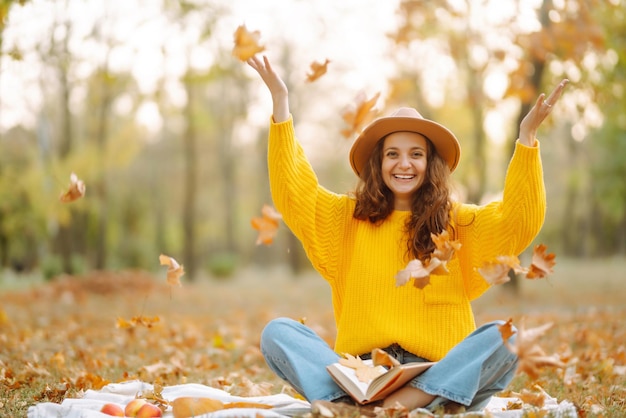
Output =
[{"x1": 27, "y1": 380, "x2": 577, "y2": 417}]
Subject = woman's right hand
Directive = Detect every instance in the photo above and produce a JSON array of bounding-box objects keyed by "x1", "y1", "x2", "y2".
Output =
[{"x1": 247, "y1": 55, "x2": 290, "y2": 123}]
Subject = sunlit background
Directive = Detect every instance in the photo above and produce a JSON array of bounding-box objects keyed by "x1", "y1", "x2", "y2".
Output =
[{"x1": 0, "y1": 0, "x2": 624, "y2": 281}]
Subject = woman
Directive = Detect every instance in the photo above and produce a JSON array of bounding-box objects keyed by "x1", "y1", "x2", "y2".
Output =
[{"x1": 247, "y1": 54, "x2": 568, "y2": 413}]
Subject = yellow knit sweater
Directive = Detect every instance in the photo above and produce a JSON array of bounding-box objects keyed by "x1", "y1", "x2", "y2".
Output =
[{"x1": 268, "y1": 117, "x2": 546, "y2": 361}]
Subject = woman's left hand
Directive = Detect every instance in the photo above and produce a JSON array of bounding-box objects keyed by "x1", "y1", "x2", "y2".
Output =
[{"x1": 519, "y1": 79, "x2": 569, "y2": 146}]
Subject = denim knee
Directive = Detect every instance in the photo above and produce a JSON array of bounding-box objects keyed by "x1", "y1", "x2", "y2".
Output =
[
  {"x1": 261, "y1": 317, "x2": 298, "y2": 351},
  {"x1": 259, "y1": 317, "x2": 345, "y2": 402}
]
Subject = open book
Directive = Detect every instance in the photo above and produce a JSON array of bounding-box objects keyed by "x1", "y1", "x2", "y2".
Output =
[{"x1": 326, "y1": 349, "x2": 436, "y2": 405}]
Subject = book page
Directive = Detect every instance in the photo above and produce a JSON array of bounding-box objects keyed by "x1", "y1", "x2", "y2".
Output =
[
  {"x1": 368, "y1": 361, "x2": 435, "y2": 398},
  {"x1": 331, "y1": 361, "x2": 387, "y2": 398}
]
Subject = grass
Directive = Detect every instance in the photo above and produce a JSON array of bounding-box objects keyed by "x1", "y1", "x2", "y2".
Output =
[{"x1": 0, "y1": 258, "x2": 625, "y2": 417}]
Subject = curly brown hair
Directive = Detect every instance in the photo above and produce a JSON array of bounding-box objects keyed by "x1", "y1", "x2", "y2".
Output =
[{"x1": 353, "y1": 135, "x2": 453, "y2": 261}]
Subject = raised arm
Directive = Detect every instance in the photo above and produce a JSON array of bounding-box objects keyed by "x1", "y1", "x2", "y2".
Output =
[
  {"x1": 246, "y1": 54, "x2": 349, "y2": 282},
  {"x1": 518, "y1": 79, "x2": 569, "y2": 146},
  {"x1": 460, "y1": 79, "x2": 570, "y2": 298},
  {"x1": 247, "y1": 55, "x2": 290, "y2": 123}
]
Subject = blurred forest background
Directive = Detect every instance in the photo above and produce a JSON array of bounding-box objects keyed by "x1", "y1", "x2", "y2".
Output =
[{"x1": 0, "y1": 0, "x2": 624, "y2": 282}]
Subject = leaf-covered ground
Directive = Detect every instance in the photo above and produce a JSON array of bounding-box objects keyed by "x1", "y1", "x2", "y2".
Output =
[{"x1": 1, "y1": 258, "x2": 624, "y2": 417}]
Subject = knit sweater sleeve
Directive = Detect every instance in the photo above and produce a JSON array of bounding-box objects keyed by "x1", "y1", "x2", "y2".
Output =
[
  {"x1": 456, "y1": 140, "x2": 546, "y2": 300},
  {"x1": 267, "y1": 116, "x2": 351, "y2": 281}
]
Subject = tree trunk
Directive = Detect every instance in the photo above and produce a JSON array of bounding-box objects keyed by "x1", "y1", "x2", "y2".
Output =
[
  {"x1": 182, "y1": 77, "x2": 198, "y2": 280},
  {"x1": 0, "y1": 23, "x2": 6, "y2": 269},
  {"x1": 467, "y1": 67, "x2": 486, "y2": 204},
  {"x1": 94, "y1": 67, "x2": 112, "y2": 270},
  {"x1": 56, "y1": 30, "x2": 77, "y2": 274},
  {"x1": 218, "y1": 119, "x2": 236, "y2": 253}
]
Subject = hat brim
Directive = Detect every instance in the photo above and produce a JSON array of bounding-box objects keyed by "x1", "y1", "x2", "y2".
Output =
[{"x1": 349, "y1": 116, "x2": 461, "y2": 176}]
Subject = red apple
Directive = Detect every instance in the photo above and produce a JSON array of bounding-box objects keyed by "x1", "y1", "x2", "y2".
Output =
[
  {"x1": 100, "y1": 403, "x2": 124, "y2": 416},
  {"x1": 136, "y1": 402, "x2": 163, "y2": 417},
  {"x1": 125, "y1": 398, "x2": 148, "y2": 417}
]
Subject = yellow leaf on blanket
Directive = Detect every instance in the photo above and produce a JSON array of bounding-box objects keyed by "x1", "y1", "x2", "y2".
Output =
[
  {"x1": 224, "y1": 401, "x2": 273, "y2": 409},
  {"x1": 171, "y1": 397, "x2": 225, "y2": 418},
  {"x1": 171, "y1": 397, "x2": 273, "y2": 417}
]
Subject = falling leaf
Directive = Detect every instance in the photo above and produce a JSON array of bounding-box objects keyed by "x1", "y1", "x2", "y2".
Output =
[
  {"x1": 501, "y1": 318, "x2": 565, "y2": 380},
  {"x1": 355, "y1": 365, "x2": 387, "y2": 383},
  {"x1": 396, "y1": 259, "x2": 428, "y2": 288},
  {"x1": 340, "y1": 91, "x2": 380, "y2": 139},
  {"x1": 232, "y1": 24, "x2": 265, "y2": 61},
  {"x1": 477, "y1": 262, "x2": 511, "y2": 285},
  {"x1": 372, "y1": 348, "x2": 400, "y2": 368},
  {"x1": 526, "y1": 244, "x2": 556, "y2": 279},
  {"x1": 498, "y1": 318, "x2": 516, "y2": 343},
  {"x1": 477, "y1": 245, "x2": 555, "y2": 284},
  {"x1": 306, "y1": 59, "x2": 330, "y2": 82},
  {"x1": 159, "y1": 254, "x2": 184, "y2": 286},
  {"x1": 395, "y1": 257, "x2": 447, "y2": 289},
  {"x1": 59, "y1": 172, "x2": 86, "y2": 203},
  {"x1": 338, "y1": 353, "x2": 386, "y2": 383},
  {"x1": 411, "y1": 275, "x2": 431, "y2": 290},
  {"x1": 425, "y1": 256, "x2": 448, "y2": 276},
  {"x1": 431, "y1": 230, "x2": 461, "y2": 263},
  {"x1": 251, "y1": 204, "x2": 282, "y2": 245},
  {"x1": 396, "y1": 233, "x2": 457, "y2": 288},
  {"x1": 338, "y1": 353, "x2": 367, "y2": 369},
  {"x1": 477, "y1": 255, "x2": 526, "y2": 285}
]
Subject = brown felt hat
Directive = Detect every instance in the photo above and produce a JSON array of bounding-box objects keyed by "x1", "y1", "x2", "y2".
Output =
[{"x1": 349, "y1": 107, "x2": 461, "y2": 177}]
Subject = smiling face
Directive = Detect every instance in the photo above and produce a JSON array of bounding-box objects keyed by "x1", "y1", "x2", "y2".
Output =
[{"x1": 381, "y1": 131, "x2": 429, "y2": 211}]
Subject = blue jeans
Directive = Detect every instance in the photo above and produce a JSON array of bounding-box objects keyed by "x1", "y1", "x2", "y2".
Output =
[{"x1": 260, "y1": 317, "x2": 518, "y2": 411}]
